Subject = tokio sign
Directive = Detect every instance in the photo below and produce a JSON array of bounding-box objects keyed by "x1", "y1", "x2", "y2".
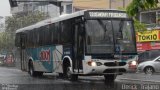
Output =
[{"x1": 136, "y1": 30, "x2": 160, "y2": 42}]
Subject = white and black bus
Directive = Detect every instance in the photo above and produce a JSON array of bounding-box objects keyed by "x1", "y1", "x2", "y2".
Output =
[{"x1": 15, "y1": 9, "x2": 137, "y2": 81}]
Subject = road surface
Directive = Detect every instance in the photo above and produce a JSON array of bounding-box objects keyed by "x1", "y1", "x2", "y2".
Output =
[{"x1": 0, "y1": 66, "x2": 160, "y2": 90}]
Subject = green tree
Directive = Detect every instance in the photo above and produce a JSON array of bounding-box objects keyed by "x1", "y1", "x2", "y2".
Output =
[
  {"x1": 5, "y1": 11, "x2": 49, "y2": 32},
  {"x1": 0, "y1": 32, "x2": 11, "y2": 52},
  {"x1": 0, "y1": 11, "x2": 49, "y2": 53},
  {"x1": 134, "y1": 19, "x2": 147, "y2": 32},
  {"x1": 126, "y1": 0, "x2": 159, "y2": 32},
  {"x1": 127, "y1": 0, "x2": 158, "y2": 17}
]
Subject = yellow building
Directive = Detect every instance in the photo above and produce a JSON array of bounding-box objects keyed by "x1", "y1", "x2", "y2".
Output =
[{"x1": 73, "y1": 0, "x2": 132, "y2": 11}]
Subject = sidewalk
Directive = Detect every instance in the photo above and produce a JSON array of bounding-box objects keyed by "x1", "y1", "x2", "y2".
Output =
[{"x1": 117, "y1": 72, "x2": 160, "y2": 83}]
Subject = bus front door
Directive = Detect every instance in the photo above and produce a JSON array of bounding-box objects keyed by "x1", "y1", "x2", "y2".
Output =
[{"x1": 73, "y1": 24, "x2": 84, "y2": 73}]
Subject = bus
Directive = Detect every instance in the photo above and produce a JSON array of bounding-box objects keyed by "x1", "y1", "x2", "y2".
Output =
[{"x1": 15, "y1": 9, "x2": 137, "y2": 81}]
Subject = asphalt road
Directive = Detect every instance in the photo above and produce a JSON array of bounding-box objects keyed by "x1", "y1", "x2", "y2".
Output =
[{"x1": 0, "y1": 66, "x2": 160, "y2": 90}]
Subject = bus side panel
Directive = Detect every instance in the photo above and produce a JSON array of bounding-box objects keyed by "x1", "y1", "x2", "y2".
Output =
[
  {"x1": 53, "y1": 45, "x2": 63, "y2": 73},
  {"x1": 27, "y1": 46, "x2": 56, "y2": 72},
  {"x1": 15, "y1": 48, "x2": 29, "y2": 71},
  {"x1": 14, "y1": 48, "x2": 21, "y2": 70},
  {"x1": 21, "y1": 49, "x2": 29, "y2": 71}
]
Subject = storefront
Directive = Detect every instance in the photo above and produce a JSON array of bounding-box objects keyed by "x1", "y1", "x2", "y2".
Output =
[
  {"x1": 136, "y1": 30, "x2": 160, "y2": 52},
  {"x1": 140, "y1": 8, "x2": 160, "y2": 28}
]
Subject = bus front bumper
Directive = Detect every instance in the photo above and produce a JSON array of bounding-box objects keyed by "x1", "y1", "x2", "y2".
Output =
[{"x1": 83, "y1": 64, "x2": 127, "y2": 75}]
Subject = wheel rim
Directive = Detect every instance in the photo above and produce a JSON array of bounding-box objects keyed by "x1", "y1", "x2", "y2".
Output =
[
  {"x1": 29, "y1": 66, "x2": 33, "y2": 76},
  {"x1": 67, "y1": 67, "x2": 72, "y2": 78},
  {"x1": 146, "y1": 67, "x2": 153, "y2": 75}
]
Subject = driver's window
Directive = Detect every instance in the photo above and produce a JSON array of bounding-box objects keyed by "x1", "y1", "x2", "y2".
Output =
[
  {"x1": 122, "y1": 21, "x2": 131, "y2": 40},
  {"x1": 156, "y1": 58, "x2": 160, "y2": 61}
]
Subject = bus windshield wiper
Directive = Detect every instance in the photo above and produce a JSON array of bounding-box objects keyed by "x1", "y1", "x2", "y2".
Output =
[
  {"x1": 118, "y1": 20, "x2": 124, "y2": 39},
  {"x1": 97, "y1": 20, "x2": 108, "y2": 40}
]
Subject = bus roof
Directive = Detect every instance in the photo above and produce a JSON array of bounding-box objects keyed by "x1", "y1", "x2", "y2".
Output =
[
  {"x1": 16, "y1": 9, "x2": 125, "y2": 33},
  {"x1": 16, "y1": 10, "x2": 86, "y2": 33}
]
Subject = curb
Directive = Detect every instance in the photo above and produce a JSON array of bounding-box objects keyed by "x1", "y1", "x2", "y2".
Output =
[{"x1": 120, "y1": 78, "x2": 160, "y2": 83}]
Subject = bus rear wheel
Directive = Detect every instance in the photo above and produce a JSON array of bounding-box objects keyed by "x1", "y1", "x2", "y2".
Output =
[
  {"x1": 29, "y1": 62, "x2": 37, "y2": 77},
  {"x1": 36, "y1": 72, "x2": 43, "y2": 76},
  {"x1": 104, "y1": 74, "x2": 116, "y2": 82}
]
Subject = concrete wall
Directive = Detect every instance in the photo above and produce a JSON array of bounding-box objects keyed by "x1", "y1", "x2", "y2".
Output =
[
  {"x1": 73, "y1": 0, "x2": 132, "y2": 11},
  {"x1": 73, "y1": 0, "x2": 109, "y2": 10}
]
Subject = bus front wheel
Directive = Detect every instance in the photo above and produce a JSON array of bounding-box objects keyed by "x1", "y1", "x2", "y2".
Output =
[
  {"x1": 64, "y1": 66, "x2": 78, "y2": 81},
  {"x1": 104, "y1": 74, "x2": 116, "y2": 82}
]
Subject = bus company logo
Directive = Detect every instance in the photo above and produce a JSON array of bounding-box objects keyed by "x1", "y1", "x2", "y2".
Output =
[{"x1": 39, "y1": 49, "x2": 51, "y2": 63}]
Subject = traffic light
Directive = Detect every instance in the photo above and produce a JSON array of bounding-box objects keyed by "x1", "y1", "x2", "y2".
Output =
[{"x1": 9, "y1": 0, "x2": 18, "y2": 7}]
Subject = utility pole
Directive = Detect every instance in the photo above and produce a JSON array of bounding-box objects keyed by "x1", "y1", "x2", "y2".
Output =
[
  {"x1": 109, "y1": 0, "x2": 111, "y2": 9},
  {"x1": 123, "y1": 0, "x2": 125, "y2": 8}
]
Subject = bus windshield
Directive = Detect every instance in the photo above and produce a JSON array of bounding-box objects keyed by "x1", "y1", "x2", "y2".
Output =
[{"x1": 85, "y1": 19, "x2": 136, "y2": 54}]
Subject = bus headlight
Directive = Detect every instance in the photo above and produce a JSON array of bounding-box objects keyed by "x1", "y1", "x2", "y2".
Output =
[
  {"x1": 128, "y1": 61, "x2": 137, "y2": 66},
  {"x1": 128, "y1": 61, "x2": 137, "y2": 70},
  {"x1": 88, "y1": 61, "x2": 97, "y2": 66},
  {"x1": 91, "y1": 62, "x2": 96, "y2": 66},
  {"x1": 130, "y1": 61, "x2": 137, "y2": 66}
]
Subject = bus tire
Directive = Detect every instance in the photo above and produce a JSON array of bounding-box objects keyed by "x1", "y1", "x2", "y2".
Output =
[
  {"x1": 67, "y1": 67, "x2": 78, "y2": 81},
  {"x1": 104, "y1": 74, "x2": 116, "y2": 82},
  {"x1": 58, "y1": 73, "x2": 64, "y2": 78},
  {"x1": 64, "y1": 66, "x2": 78, "y2": 81},
  {"x1": 70, "y1": 74, "x2": 78, "y2": 81},
  {"x1": 36, "y1": 72, "x2": 43, "y2": 77},
  {"x1": 29, "y1": 62, "x2": 37, "y2": 77}
]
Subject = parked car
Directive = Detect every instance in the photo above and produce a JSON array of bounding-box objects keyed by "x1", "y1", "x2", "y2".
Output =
[
  {"x1": 137, "y1": 56, "x2": 160, "y2": 74},
  {"x1": 4, "y1": 54, "x2": 14, "y2": 67},
  {"x1": 0, "y1": 60, "x2": 3, "y2": 65},
  {"x1": 138, "y1": 50, "x2": 160, "y2": 64},
  {"x1": 0, "y1": 54, "x2": 5, "y2": 66}
]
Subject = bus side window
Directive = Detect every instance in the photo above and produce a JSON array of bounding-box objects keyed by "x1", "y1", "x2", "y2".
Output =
[
  {"x1": 60, "y1": 20, "x2": 72, "y2": 44},
  {"x1": 87, "y1": 36, "x2": 91, "y2": 45},
  {"x1": 15, "y1": 33, "x2": 21, "y2": 47},
  {"x1": 20, "y1": 34, "x2": 26, "y2": 49}
]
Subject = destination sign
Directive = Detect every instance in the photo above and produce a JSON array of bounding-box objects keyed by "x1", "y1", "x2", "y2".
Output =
[{"x1": 85, "y1": 11, "x2": 127, "y2": 19}]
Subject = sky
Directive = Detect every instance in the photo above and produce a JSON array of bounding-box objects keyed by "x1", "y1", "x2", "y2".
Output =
[{"x1": 0, "y1": 0, "x2": 12, "y2": 17}]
